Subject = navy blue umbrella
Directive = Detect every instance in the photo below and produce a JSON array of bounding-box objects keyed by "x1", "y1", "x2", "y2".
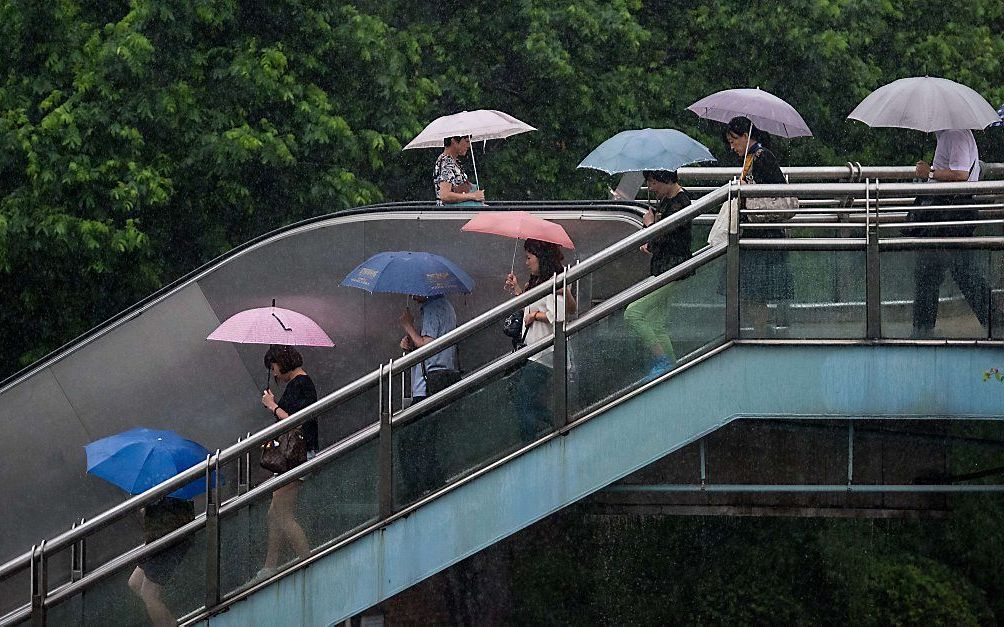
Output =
[
  {"x1": 85, "y1": 428, "x2": 212, "y2": 500},
  {"x1": 340, "y1": 251, "x2": 475, "y2": 296}
]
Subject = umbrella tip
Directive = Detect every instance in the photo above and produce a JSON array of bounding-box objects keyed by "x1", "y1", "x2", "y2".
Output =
[{"x1": 271, "y1": 298, "x2": 276, "y2": 308}]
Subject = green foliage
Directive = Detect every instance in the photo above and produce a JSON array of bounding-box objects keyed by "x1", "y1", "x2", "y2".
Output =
[
  {"x1": 1, "y1": 1, "x2": 1004, "y2": 374},
  {"x1": 510, "y1": 513, "x2": 996, "y2": 624}
]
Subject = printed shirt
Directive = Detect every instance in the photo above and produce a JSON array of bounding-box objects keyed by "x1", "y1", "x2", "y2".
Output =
[{"x1": 433, "y1": 153, "x2": 468, "y2": 206}]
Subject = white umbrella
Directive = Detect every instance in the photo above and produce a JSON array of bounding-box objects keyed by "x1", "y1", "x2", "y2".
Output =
[
  {"x1": 847, "y1": 76, "x2": 999, "y2": 132},
  {"x1": 403, "y1": 109, "x2": 537, "y2": 185}
]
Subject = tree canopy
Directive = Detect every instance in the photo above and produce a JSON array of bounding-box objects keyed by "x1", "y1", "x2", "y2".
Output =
[{"x1": 1, "y1": 0, "x2": 1002, "y2": 372}]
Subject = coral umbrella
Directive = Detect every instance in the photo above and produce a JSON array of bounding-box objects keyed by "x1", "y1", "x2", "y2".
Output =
[{"x1": 462, "y1": 211, "x2": 574, "y2": 272}]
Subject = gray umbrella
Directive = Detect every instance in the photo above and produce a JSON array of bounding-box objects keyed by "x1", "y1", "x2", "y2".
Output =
[{"x1": 847, "y1": 76, "x2": 999, "y2": 132}]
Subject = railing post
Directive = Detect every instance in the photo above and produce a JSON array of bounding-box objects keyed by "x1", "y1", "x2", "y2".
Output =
[
  {"x1": 726, "y1": 181, "x2": 741, "y2": 339},
  {"x1": 69, "y1": 519, "x2": 85, "y2": 582},
  {"x1": 29, "y1": 541, "x2": 46, "y2": 627},
  {"x1": 205, "y1": 450, "x2": 221, "y2": 608},
  {"x1": 378, "y1": 362, "x2": 394, "y2": 519},
  {"x1": 552, "y1": 271, "x2": 568, "y2": 430},
  {"x1": 847, "y1": 422, "x2": 855, "y2": 488},
  {"x1": 865, "y1": 178, "x2": 882, "y2": 339}
]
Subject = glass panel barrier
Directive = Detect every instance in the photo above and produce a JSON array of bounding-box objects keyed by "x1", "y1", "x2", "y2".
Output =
[
  {"x1": 393, "y1": 357, "x2": 550, "y2": 508},
  {"x1": 0, "y1": 564, "x2": 29, "y2": 620},
  {"x1": 881, "y1": 248, "x2": 996, "y2": 339},
  {"x1": 219, "y1": 438, "x2": 378, "y2": 597},
  {"x1": 568, "y1": 257, "x2": 726, "y2": 417},
  {"x1": 742, "y1": 248, "x2": 866, "y2": 339},
  {"x1": 46, "y1": 528, "x2": 206, "y2": 626}
]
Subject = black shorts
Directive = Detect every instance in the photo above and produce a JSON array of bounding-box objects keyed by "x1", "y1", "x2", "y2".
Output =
[{"x1": 139, "y1": 546, "x2": 186, "y2": 586}]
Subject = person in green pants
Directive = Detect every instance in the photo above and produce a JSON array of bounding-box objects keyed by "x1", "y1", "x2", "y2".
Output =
[{"x1": 624, "y1": 170, "x2": 693, "y2": 381}]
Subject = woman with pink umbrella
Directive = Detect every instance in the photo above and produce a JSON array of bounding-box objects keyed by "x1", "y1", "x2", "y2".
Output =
[
  {"x1": 207, "y1": 302, "x2": 333, "y2": 581},
  {"x1": 504, "y1": 239, "x2": 577, "y2": 443},
  {"x1": 257, "y1": 344, "x2": 316, "y2": 579}
]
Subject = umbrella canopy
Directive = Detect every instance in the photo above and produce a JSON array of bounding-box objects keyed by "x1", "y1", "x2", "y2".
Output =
[
  {"x1": 992, "y1": 104, "x2": 1004, "y2": 128},
  {"x1": 687, "y1": 88, "x2": 813, "y2": 138},
  {"x1": 462, "y1": 211, "x2": 575, "y2": 249},
  {"x1": 85, "y1": 428, "x2": 211, "y2": 500},
  {"x1": 340, "y1": 251, "x2": 475, "y2": 296},
  {"x1": 847, "y1": 76, "x2": 1001, "y2": 132},
  {"x1": 207, "y1": 304, "x2": 334, "y2": 347},
  {"x1": 577, "y1": 128, "x2": 715, "y2": 174},
  {"x1": 403, "y1": 110, "x2": 537, "y2": 150}
]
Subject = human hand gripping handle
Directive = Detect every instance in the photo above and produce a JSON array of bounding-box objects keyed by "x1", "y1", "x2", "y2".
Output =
[
  {"x1": 505, "y1": 272, "x2": 522, "y2": 295},
  {"x1": 262, "y1": 389, "x2": 278, "y2": 413}
]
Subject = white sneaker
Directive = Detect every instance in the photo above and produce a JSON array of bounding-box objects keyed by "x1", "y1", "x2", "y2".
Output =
[{"x1": 251, "y1": 566, "x2": 278, "y2": 584}]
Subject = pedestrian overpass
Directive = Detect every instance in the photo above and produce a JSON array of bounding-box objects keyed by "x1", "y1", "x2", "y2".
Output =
[{"x1": 2, "y1": 170, "x2": 1003, "y2": 626}]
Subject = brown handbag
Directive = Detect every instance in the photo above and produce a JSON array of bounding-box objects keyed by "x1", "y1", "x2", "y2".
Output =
[{"x1": 259, "y1": 427, "x2": 307, "y2": 474}]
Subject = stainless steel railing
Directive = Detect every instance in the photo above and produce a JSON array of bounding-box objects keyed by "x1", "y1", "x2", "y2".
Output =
[{"x1": 5, "y1": 176, "x2": 1004, "y2": 625}]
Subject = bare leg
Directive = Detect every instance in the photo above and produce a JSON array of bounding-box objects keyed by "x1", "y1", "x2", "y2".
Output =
[
  {"x1": 128, "y1": 566, "x2": 175, "y2": 627},
  {"x1": 264, "y1": 482, "x2": 309, "y2": 569}
]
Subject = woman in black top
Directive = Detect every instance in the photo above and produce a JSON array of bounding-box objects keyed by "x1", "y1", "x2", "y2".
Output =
[
  {"x1": 625, "y1": 170, "x2": 693, "y2": 381},
  {"x1": 258, "y1": 345, "x2": 318, "y2": 578},
  {"x1": 725, "y1": 117, "x2": 794, "y2": 334}
]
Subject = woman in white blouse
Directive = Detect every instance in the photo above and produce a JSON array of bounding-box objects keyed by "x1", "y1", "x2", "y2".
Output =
[{"x1": 505, "y1": 239, "x2": 576, "y2": 443}]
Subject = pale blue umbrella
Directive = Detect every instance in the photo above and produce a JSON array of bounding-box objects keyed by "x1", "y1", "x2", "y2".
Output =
[{"x1": 577, "y1": 128, "x2": 715, "y2": 175}]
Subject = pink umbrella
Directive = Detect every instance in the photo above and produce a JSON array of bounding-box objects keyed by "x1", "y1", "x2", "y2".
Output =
[
  {"x1": 462, "y1": 211, "x2": 575, "y2": 272},
  {"x1": 207, "y1": 302, "x2": 334, "y2": 347}
]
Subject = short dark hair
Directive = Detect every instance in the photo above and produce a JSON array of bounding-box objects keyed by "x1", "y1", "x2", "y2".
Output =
[
  {"x1": 443, "y1": 135, "x2": 469, "y2": 147},
  {"x1": 643, "y1": 170, "x2": 678, "y2": 184},
  {"x1": 725, "y1": 116, "x2": 763, "y2": 142},
  {"x1": 264, "y1": 345, "x2": 303, "y2": 374}
]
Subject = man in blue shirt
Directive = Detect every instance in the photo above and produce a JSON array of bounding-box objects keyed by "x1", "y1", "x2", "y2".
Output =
[
  {"x1": 399, "y1": 294, "x2": 458, "y2": 401},
  {"x1": 398, "y1": 294, "x2": 458, "y2": 497}
]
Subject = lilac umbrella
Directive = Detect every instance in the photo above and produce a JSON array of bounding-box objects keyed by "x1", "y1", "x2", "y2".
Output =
[
  {"x1": 687, "y1": 88, "x2": 813, "y2": 138},
  {"x1": 207, "y1": 302, "x2": 334, "y2": 347}
]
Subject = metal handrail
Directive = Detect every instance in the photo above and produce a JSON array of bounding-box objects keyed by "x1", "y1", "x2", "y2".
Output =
[
  {"x1": 676, "y1": 163, "x2": 1004, "y2": 183},
  {"x1": 7, "y1": 176, "x2": 1004, "y2": 624},
  {"x1": 0, "y1": 188, "x2": 732, "y2": 582},
  {"x1": 0, "y1": 201, "x2": 647, "y2": 394}
]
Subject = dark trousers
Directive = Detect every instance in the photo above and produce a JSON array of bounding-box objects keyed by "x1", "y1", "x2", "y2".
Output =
[
  {"x1": 515, "y1": 361, "x2": 552, "y2": 444},
  {"x1": 912, "y1": 249, "x2": 990, "y2": 332},
  {"x1": 401, "y1": 395, "x2": 443, "y2": 498}
]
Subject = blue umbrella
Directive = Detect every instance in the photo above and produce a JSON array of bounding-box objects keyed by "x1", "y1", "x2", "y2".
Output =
[
  {"x1": 85, "y1": 428, "x2": 212, "y2": 500},
  {"x1": 341, "y1": 251, "x2": 475, "y2": 296},
  {"x1": 577, "y1": 128, "x2": 715, "y2": 174}
]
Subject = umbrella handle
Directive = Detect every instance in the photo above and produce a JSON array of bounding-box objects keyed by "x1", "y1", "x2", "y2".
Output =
[
  {"x1": 470, "y1": 142, "x2": 480, "y2": 189},
  {"x1": 510, "y1": 238, "x2": 519, "y2": 275},
  {"x1": 740, "y1": 120, "x2": 753, "y2": 182}
]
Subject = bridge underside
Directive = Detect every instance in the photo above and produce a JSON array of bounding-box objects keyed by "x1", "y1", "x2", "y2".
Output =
[{"x1": 201, "y1": 343, "x2": 1004, "y2": 626}]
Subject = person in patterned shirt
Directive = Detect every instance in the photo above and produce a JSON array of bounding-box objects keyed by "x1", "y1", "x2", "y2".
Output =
[{"x1": 434, "y1": 135, "x2": 486, "y2": 206}]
